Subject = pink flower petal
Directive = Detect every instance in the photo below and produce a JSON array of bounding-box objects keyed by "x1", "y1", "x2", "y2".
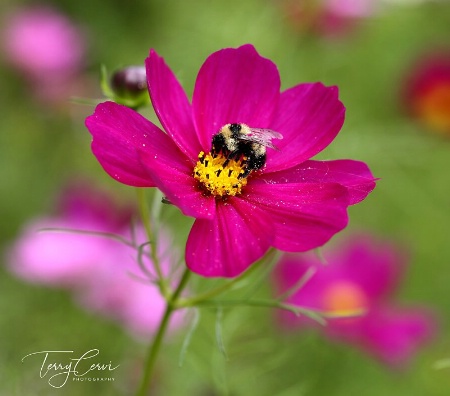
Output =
[
  {"x1": 356, "y1": 306, "x2": 436, "y2": 366},
  {"x1": 263, "y1": 159, "x2": 376, "y2": 205},
  {"x1": 146, "y1": 50, "x2": 201, "y2": 158},
  {"x1": 185, "y1": 198, "x2": 274, "y2": 277},
  {"x1": 266, "y1": 83, "x2": 345, "y2": 172},
  {"x1": 274, "y1": 253, "x2": 330, "y2": 310},
  {"x1": 245, "y1": 181, "x2": 349, "y2": 251},
  {"x1": 75, "y1": 225, "x2": 184, "y2": 338},
  {"x1": 138, "y1": 143, "x2": 216, "y2": 220},
  {"x1": 86, "y1": 101, "x2": 159, "y2": 187},
  {"x1": 333, "y1": 236, "x2": 405, "y2": 300},
  {"x1": 8, "y1": 218, "x2": 115, "y2": 287},
  {"x1": 274, "y1": 234, "x2": 406, "y2": 315},
  {"x1": 192, "y1": 44, "x2": 281, "y2": 149},
  {"x1": 3, "y1": 7, "x2": 85, "y2": 79}
]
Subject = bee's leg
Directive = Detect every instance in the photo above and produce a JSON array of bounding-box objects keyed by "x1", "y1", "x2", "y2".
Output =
[
  {"x1": 211, "y1": 134, "x2": 226, "y2": 158},
  {"x1": 239, "y1": 168, "x2": 251, "y2": 179},
  {"x1": 221, "y1": 151, "x2": 239, "y2": 169},
  {"x1": 240, "y1": 153, "x2": 266, "y2": 178}
]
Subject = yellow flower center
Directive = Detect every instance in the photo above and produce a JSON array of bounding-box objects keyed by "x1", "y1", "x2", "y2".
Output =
[
  {"x1": 322, "y1": 281, "x2": 368, "y2": 318},
  {"x1": 193, "y1": 151, "x2": 248, "y2": 197}
]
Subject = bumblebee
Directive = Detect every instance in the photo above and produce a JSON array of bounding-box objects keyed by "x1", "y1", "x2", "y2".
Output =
[{"x1": 211, "y1": 123, "x2": 283, "y2": 178}]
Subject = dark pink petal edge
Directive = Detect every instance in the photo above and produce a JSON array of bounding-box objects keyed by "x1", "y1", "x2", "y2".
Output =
[
  {"x1": 137, "y1": 137, "x2": 216, "y2": 220},
  {"x1": 185, "y1": 198, "x2": 274, "y2": 277},
  {"x1": 266, "y1": 83, "x2": 345, "y2": 172},
  {"x1": 262, "y1": 159, "x2": 376, "y2": 205},
  {"x1": 85, "y1": 102, "x2": 159, "y2": 187},
  {"x1": 146, "y1": 50, "x2": 201, "y2": 159},
  {"x1": 244, "y1": 181, "x2": 350, "y2": 252},
  {"x1": 192, "y1": 44, "x2": 281, "y2": 150}
]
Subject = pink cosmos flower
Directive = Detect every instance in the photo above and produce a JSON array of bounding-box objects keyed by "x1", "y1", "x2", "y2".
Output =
[
  {"x1": 274, "y1": 235, "x2": 436, "y2": 366},
  {"x1": 2, "y1": 6, "x2": 85, "y2": 103},
  {"x1": 2, "y1": 6, "x2": 85, "y2": 79},
  {"x1": 7, "y1": 181, "x2": 183, "y2": 338},
  {"x1": 281, "y1": 0, "x2": 379, "y2": 37},
  {"x1": 75, "y1": 225, "x2": 182, "y2": 338},
  {"x1": 403, "y1": 51, "x2": 450, "y2": 135},
  {"x1": 8, "y1": 182, "x2": 132, "y2": 287},
  {"x1": 85, "y1": 44, "x2": 376, "y2": 278}
]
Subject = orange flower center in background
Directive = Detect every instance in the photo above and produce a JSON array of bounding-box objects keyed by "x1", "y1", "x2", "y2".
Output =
[
  {"x1": 415, "y1": 82, "x2": 450, "y2": 134},
  {"x1": 322, "y1": 281, "x2": 368, "y2": 318}
]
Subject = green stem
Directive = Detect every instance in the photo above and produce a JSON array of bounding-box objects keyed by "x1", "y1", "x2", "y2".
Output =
[
  {"x1": 135, "y1": 303, "x2": 172, "y2": 396},
  {"x1": 193, "y1": 298, "x2": 327, "y2": 326},
  {"x1": 275, "y1": 266, "x2": 316, "y2": 302},
  {"x1": 136, "y1": 188, "x2": 169, "y2": 297},
  {"x1": 136, "y1": 269, "x2": 192, "y2": 396},
  {"x1": 39, "y1": 227, "x2": 134, "y2": 247},
  {"x1": 179, "y1": 248, "x2": 276, "y2": 308}
]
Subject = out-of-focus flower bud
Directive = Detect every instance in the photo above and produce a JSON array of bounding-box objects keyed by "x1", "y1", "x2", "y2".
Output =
[
  {"x1": 101, "y1": 65, "x2": 150, "y2": 109},
  {"x1": 111, "y1": 66, "x2": 147, "y2": 97}
]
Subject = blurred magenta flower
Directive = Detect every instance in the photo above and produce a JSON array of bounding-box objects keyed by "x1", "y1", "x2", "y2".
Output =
[
  {"x1": 2, "y1": 6, "x2": 86, "y2": 102},
  {"x1": 75, "y1": 226, "x2": 182, "y2": 338},
  {"x1": 403, "y1": 52, "x2": 450, "y2": 135},
  {"x1": 274, "y1": 235, "x2": 436, "y2": 366},
  {"x1": 281, "y1": 0, "x2": 379, "y2": 37},
  {"x1": 86, "y1": 44, "x2": 376, "y2": 278},
  {"x1": 3, "y1": 6, "x2": 85, "y2": 79},
  {"x1": 7, "y1": 181, "x2": 183, "y2": 338}
]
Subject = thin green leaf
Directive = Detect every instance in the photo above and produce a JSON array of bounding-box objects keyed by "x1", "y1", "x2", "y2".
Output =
[
  {"x1": 215, "y1": 307, "x2": 228, "y2": 360},
  {"x1": 314, "y1": 247, "x2": 328, "y2": 265},
  {"x1": 433, "y1": 358, "x2": 450, "y2": 370},
  {"x1": 276, "y1": 266, "x2": 316, "y2": 302},
  {"x1": 137, "y1": 241, "x2": 156, "y2": 281},
  {"x1": 178, "y1": 308, "x2": 200, "y2": 367},
  {"x1": 38, "y1": 227, "x2": 134, "y2": 247}
]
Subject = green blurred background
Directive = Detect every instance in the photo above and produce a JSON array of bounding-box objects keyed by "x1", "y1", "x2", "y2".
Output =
[{"x1": 1, "y1": 0, "x2": 450, "y2": 395}]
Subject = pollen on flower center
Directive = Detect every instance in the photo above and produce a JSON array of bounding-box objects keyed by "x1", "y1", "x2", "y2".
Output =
[{"x1": 193, "y1": 151, "x2": 248, "y2": 197}]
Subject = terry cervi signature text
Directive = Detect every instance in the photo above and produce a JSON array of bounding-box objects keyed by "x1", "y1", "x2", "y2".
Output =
[{"x1": 21, "y1": 349, "x2": 119, "y2": 388}]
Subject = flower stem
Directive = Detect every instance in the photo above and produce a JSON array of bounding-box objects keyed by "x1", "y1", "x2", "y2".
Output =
[
  {"x1": 136, "y1": 268, "x2": 192, "y2": 396},
  {"x1": 178, "y1": 248, "x2": 276, "y2": 308},
  {"x1": 194, "y1": 298, "x2": 327, "y2": 326},
  {"x1": 136, "y1": 188, "x2": 169, "y2": 298},
  {"x1": 135, "y1": 303, "x2": 172, "y2": 396}
]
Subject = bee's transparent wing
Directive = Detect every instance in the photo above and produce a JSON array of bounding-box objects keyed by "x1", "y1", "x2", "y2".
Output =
[{"x1": 239, "y1": 128, "x2": 283, "y2": 150}]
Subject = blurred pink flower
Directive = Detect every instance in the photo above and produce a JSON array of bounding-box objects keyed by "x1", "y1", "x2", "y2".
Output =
[
  {"x1": 85, "y1": 44, "x2": 376, "y2": 278},
  {"x1": 2, "y1": 6, "x2": 86, "y2": 103},
  {"x1": 281, "y1": 0, "x2": 379, "y2": 37},
  {"x1": 7, "y1": 181, "x2": 183, "y2": 338},
  {"x1": 403, "y1": 51, "x2": 450, "y2": 135},
  {"x1": 75, "y1": 225, "x2": 182, "y2": 338},
  {"x1": 274, "y1": 235, "x2": 436, "y2": 366},
  {"x1": 3, "y1": 6, "x2": 85, "y2": 78}
]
